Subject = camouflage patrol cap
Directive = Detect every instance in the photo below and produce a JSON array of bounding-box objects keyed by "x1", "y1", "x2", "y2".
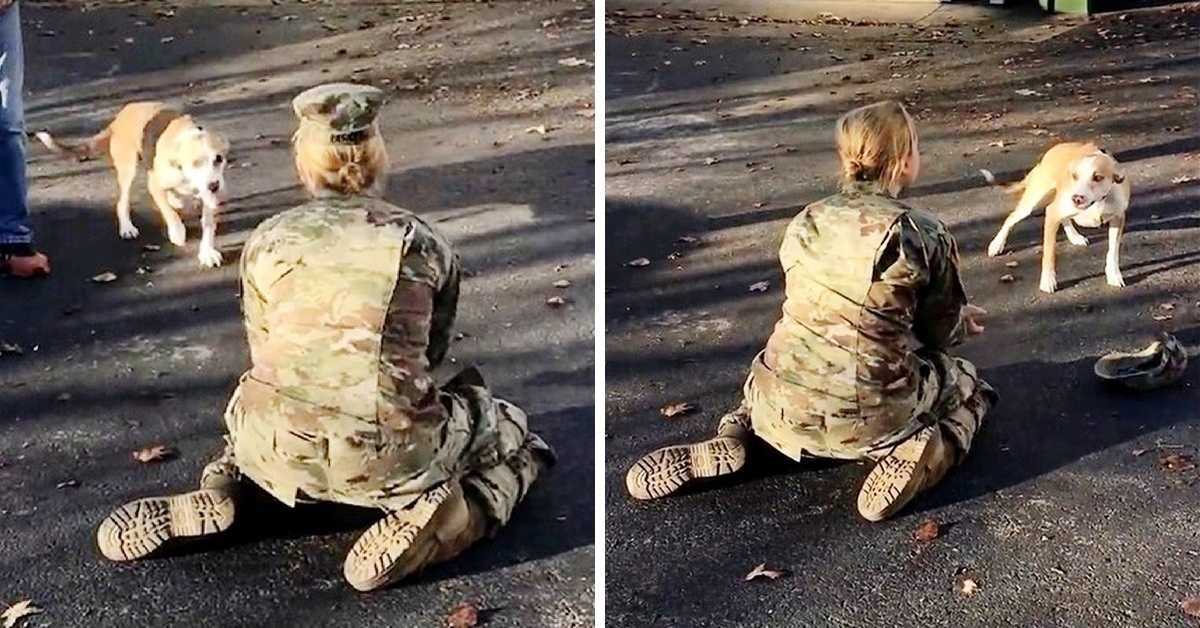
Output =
[
  {"x1": 292, "y1": 83, "x2": 386, "y2": 143},
  {"x1": 1094, "y1": 333, "x2": 1189, "y2": 391}
]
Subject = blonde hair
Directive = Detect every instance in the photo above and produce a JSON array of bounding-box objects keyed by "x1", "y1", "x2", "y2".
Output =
[
  {"x1": 292, "y1": 121, "x2": 390, "y2": 197},
  {"x1": 835, "y1": 101, "x2": 916, "y2": 196}
]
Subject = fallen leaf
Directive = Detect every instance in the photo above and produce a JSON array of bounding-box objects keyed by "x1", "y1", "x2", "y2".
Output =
[
  {"x1": 1182, "y1": 596, "x2": 1200, "y2": 619},
  {"x1": 1000, "y1": 274, "x2": 1016, "y2": 283},
  {"x1": 445, "y1": 602, "x2": 479, "y2": 628},
  {"x1": 958, "y1": 577, "x2": 979, "y2": 597},
  {"x1": 56, "y1": 479, "x2": 78, "y2": 489},
  {"x1": 704, "y1": 157, "x2": 720, "y2": 166},
  {"x1": 552, "y1": 279, "x2": 571, "y2": 288},
  {"x1": 1014, "y1": 88, "x2": 1043, "y2": 96},
  {"x1": 989, "y1": 140, "x2": 1013, "y2": 148},
  {"x1": 1, "y1": 600, "x2": 41, "y2": 628},
  {"x1": 1171, "y1": 175, "x2": 1196, "y2": 184},
  {"x1": 545, "y1": 296, "x2": 568, "y2": 307},
  {"x1": 626, "y1": 257, "x2": 651, "y2": 267},
  {"x1": 91, "y1": 271, "x2": 118, "y2": 283},
  {"x1": 524, "y1": 125, "x2": 549, "y2": 135},
  {"x1": 913, "y1": 518, "x2": 941, "y2": 542},
  {"x1": 1005, "y1": 261, "x2": 1019, "y2": 268},
  {"x1": 557, "y1": 56, "x2": 594, "y2": 68},
  {"x1": 1159, "y1": 453, "x2": 1195, "y2": 472},
  {"x1": 1132, "y1": 447, "x2": 1151, "y2": 457},
  {"x1": 132, "y1": 445, "x2": 178, "y2": 463},
  {"x1": 748, "y1": 281, "x2": 770, "y2": 292},
  {"x1": 660, "y1": 402, "x2": 695, "y2": 418},
  {"x1": 745, "y1": 563, "x2": 788, "y2": 581}
]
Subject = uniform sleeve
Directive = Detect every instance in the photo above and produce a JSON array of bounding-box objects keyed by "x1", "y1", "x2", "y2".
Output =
[
  {"x1": 425, "y1": 252, "x2": 460, "y2": 369},
  {"x1": 907, "y1": 213, "x2": 968, "y2": 349}
]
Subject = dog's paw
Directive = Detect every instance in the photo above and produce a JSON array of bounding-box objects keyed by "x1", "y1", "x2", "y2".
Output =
[
  {"x1": 986, "y1": 237, "x2": 1006, "y2": 258},
  {"x1": 118, "y1": 223, "x2": 140, "y2": 239},
  {"x1": 1106, "y1": 270, "x2": 1125, "y2": 288},
  {"x1": 198, "y1": 247, "x2": 223, "y2": 268},
  {"x1": 167, "y1": 224, "x2": 187, "y2": 247},
  {"x1": 1066, "y1": 231, "x2": 1089, "y2": 247},
  {"x1": 1039, "y1": 272, "x2": 1057, "y2": 294}
]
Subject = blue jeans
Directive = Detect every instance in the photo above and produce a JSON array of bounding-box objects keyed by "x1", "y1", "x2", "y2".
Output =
[{"x1": 0, "y1": 2, "x2": 30, "y2": 252}]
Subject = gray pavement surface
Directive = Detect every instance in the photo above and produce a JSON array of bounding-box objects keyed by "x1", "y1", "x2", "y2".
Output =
[
  {"x1": 605, "y1": 2, "x2": 1199, "y2": 627},
  {"x1": 1, "y1": 2, "x2": 595, "y2": 626}
]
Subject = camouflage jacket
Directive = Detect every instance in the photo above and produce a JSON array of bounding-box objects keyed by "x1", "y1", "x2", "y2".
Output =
[
  {"x1": 226, "y1": 196, "x2": 466, "y2": 508},
  {"x1": 751, "y1": 180, "x2": 968, "y2": 459}
]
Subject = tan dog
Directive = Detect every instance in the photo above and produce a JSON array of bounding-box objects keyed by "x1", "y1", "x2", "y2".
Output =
[
  {"x1": 36, "y1": 103, "x2": 230, "y2": 268},
  {"x1": 983, "y1": 142, "x2": 1131, "y2": 293}
]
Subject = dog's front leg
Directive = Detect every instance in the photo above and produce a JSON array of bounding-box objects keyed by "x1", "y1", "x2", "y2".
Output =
[
  {"x1": 1062, "y1": 220, "x2": 1089, "y2": 247},
  {"x1": 1039, "y1": 211, "x2": 1062, "y2": 294},
  {"x1": 148, "y1": 174, "x2": 187, "y2": 246},
  {"x1": 1105, "y1": 217, "x2": 1125, "y2": 288},
  {"x1": 197, "y1": 202, "x2": 223, "y2": 268}
]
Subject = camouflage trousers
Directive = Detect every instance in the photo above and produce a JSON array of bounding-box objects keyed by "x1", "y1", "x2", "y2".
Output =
[
  {"x1": 723, "y1": 350, "x2": 995, "y2": 463},
  {"x1": 201, "y1": 369, "x2": 553, "y2": 535}
]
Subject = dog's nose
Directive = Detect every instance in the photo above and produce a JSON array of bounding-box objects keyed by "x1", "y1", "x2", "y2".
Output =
[
  {"x1": 1071, "y1": 194, "x2": 1086, "y2": 207},
  {"x1": 208, "y1": 181, "x2": 221, "y2": 193}
]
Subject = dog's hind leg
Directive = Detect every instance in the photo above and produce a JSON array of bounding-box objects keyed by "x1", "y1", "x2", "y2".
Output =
[
  {"x1": 1105, "y1": 216, "x2": 1126, "y2": 288},
  {"x1": 111, "y1": 144, "x2": 139, "y2": 239},
  {"x1": 987, "y1": 179, "x2": 1052, "y2": 257}
]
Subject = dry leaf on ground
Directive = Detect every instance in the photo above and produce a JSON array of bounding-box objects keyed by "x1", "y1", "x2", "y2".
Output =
[
  {"x1": 132, "y1": 445, "x2": 178, "y2": 463},
  {"x1": 552, "y1": 279, "x2": 571, "y2": 288},
  {"x1": 524, "y1": 125, "x2": 549, "y2": 135},
  {"x1": 557, "y1": 56, "x2": 593, "y2": 67},
  {"x1": 704, "y1": 157, "x2": 720, "y2": 166},
  {"x1": 745, "y1": 563, "x2": 788, "y2": 581},
  {"x1": 91, "y1": 271, "x2": 118, "y2": 283},
  {"x1": 1, "y1": 600, "x2": 41, "y2": 628},
  {"x1": 1159, "y1": 453, "x2": 1196, "y2": 472},
  {"x1": 545, "y1": 296, "x2": 568, "y2": 307},
  {"x1": 1000, "y1": 274, "x2": 1016, "y2": 283},
  {"x1": 445, "y1": 602, "x2": 479, "y2": 628},
  {"x1": 1005, "y1": 261, "x2": 1019, "y2": 268},
  {"x1": 957, "y1": 577, "x2": 979, "y2": 597},
  {"x1": 1181, "y1": 596, "x2": 1200, "y2": 619},
  {"x1": 660, "y1": 402, "x2": 695, "y2": 418},
  {"x1": 748, "y1": 281, "x2": 770, "y2": 292},
  {"x1": 1014, "y1": 88, "x2": 1043, "y2": 96},
  {"x1": 913, "y1": 518, "x2": 941, "y2": 542},
  {"x1": 626, "y1": 257, "x2": 650, "y2": 267}
]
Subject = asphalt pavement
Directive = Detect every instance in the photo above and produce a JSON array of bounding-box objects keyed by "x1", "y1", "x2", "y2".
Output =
[{"x1": 605, "y1": 3, "x2": 1199, "y2": 626}]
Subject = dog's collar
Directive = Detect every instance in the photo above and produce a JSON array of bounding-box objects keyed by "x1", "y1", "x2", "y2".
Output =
[{"x1": 330, "y1": 128, "x2": 372, "y2": 145}]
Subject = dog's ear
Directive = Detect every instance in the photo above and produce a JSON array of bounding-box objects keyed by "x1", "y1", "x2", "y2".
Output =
[{"x1": 1113, "y1": 172, "x2": 1125, "y2": 184}]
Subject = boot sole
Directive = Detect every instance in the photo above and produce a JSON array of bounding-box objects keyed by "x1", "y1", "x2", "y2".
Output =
[
  {"x1": 626, "y1": 437, "x2": 746, "y2": 501},
  {"x1": 96, "y1": 489, "x2": 235, "y2": 561},
  {"x1": 344, "y1": 483, "x2": 453, "y2": 592},
  {"x1": 857, "y1": 428, "x2": 936, "y2": 522}
]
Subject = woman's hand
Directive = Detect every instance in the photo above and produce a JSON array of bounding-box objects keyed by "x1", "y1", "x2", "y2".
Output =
[{"x1": 962, "y1": 304, "x2": 987, "y2": 336}]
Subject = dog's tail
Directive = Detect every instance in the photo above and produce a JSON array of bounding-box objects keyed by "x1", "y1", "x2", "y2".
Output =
[
  {"x1": 979, "y1": 168, "x2": 1027, "y2": 195},
  {"x1": 33, "y1": 126, "x2": 111, "y2": 161}
]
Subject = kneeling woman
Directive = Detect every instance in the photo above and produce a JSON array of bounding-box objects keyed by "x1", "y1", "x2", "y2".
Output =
[
  {"x1": 626, "y1": 101, "x2": 994, "y2": 521},
  {"x1": 97, "y1": 84, "x2": 553, "y2": 591}
]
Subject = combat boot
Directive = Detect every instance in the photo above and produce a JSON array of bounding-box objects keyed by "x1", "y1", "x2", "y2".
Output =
[
  {"x1": 625, "y1": 406, "x2": 750, "y2": 500},
  {"x1": 856, "y1": 424, "x2": 954, "y2": 522},
  {"x1": 343, "y1": 479, "x2": 487, "y2": 592},
  {"x1": 95, "y1": 454, "x2": 238, "y2": 561}
]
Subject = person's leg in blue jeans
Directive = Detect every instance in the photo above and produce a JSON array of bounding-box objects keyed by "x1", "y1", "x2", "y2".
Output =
[{"x1": 0, "y1": 2, "x2": 49, "y2": 277}]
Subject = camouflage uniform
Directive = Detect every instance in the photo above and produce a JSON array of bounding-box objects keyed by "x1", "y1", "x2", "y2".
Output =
[
  {"x1": 207, "y1": 197, "x2": 553, "y2": 521},
  {"x1": 628, "y1": 180, "x2": 996, "y2": 517},
  {"x1": 744, "y1": 180, "x2": 995, "y2": 463}
]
